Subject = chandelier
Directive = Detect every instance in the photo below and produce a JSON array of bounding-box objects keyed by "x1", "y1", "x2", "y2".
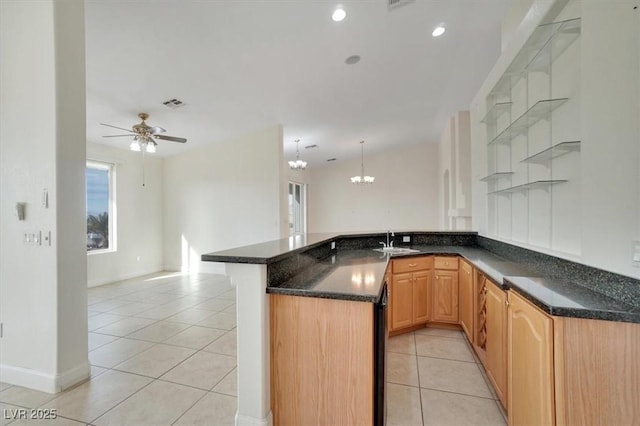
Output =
[
  {"x1": 351, "y1": 141, "x2": 375, "y2": 184},
  {"x1": 288, "y1": 139, "x2": 307, "y2": 170}
]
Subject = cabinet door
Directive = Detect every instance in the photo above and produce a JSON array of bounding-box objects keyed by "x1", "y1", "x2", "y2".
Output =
[
  {"x1": 390, "y1": 273, "x2": 413, "y2": 331},
  {"x1": 485, "y1": 279, "x2": 507, "y2": 409},
  {"x1": 431, "y1": 270, "x2": 459, "y2": 323},
  {"x1": 412, "y1": 270, "x2": 431, "y2": 324},
  {"x1": 459, "y1": 260, "x2": 473, "y2": 341},
  {"x1": 508, "y1": 291, "x2": 555, "y2": 426}
]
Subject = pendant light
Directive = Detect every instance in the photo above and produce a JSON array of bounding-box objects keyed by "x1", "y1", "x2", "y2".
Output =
[
  {"x1": 351, "y1": 141, "x2": 374, "y2": 184},
  {"x1": 288, "y1": 139, "x2": 307, "y2": 170}
]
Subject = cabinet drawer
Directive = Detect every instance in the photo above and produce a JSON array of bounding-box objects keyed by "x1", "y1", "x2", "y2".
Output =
[
  {"x1": 392, "y1": 256, "x2": 433, "y2": 273},
  {"x1": 434, "y1": 256, "x2": 458, "y2": 270}
]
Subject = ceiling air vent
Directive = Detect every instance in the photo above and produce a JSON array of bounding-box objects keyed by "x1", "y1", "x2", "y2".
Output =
[
  {"x1": 388, "y1": 0, "x2": 415, "y2": 11},
  {"x1": 326, "y1": 158, "x2": 337, "y2": 162},
  {"x1": 305, "y1": 144, "x2": 318, "y2": 149},
  {"x1": 162, "y1": 98, "x2": 186, "y2": 109}
]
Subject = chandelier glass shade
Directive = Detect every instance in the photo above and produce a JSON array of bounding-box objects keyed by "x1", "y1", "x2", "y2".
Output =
[
  {"x1": 288, "y1": 139, "x2": 307, "y2": 170},
  {"x1": 351, "y1": 141, "x2": 374, "y2": 184},
  {"x1": 129, "y1": 136, "x2": 157, "y2": 153}
]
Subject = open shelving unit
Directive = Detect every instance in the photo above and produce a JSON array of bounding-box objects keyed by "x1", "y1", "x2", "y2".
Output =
[
  {"x1": 480, "y1": 15, "x2": 582, "y2": 254},
  {"x1": 521, "y1": 141, "x2": 581, "y2": 165},
  {"x1": 488, "y1": 180, "x2": 568, "y2": 195},
  {"x1": 487, "y1": 98, "x2": 568, "y2": 146}
]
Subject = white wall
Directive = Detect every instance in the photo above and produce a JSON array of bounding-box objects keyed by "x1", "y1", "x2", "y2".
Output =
[
  {"x1": 0, "y1": 0, "x2": 89, "y2": 392},
  {"x1": 163, "y1": 125, "x2": 287, "y2": 273},
  {"x1": 439, "y1": 112, "x2": 472, "y2": 230},
  {"x1": 501, "y1": 0, "x2": 535, "y2": 52},
  {"x1": 307, "y1": 142, "x2": 439, "y2": 233},
  {"x1": 580, "y1": 1, "x2": 639, "y2": 278},
  {"x1": 86, "y1": 143, "x2": 164, "y2": 287},
  {"x1": 471, "y1": 0, "x2": 640, "y2": 279}
]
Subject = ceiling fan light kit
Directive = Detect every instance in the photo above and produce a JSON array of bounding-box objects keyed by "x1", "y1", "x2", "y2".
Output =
[
  {"x1": 101, "y1": 112, "x2": 187, "y2": 186},
  {"x1": 101, "y1": 112, "x2": 187, "y2": 154}
]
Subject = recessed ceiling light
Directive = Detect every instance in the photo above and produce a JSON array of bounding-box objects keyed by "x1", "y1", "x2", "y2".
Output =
[
  {"x1": 432, "y1": 26, "x2": 446, "y2": 37},
  {"x1": 345, "y1": 55, "x2": 361, "y2": 65},
  {"x1": 332, "y1": 8, "x2": 346, "y2": 22}
]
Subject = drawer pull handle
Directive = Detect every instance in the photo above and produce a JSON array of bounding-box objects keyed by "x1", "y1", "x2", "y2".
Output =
[
  {"x1": 445, "y1": 262, "x2": 449, "y2": 265},
  {"x1": 408, "y1": 263, "x2": 417, "y2": 267}
]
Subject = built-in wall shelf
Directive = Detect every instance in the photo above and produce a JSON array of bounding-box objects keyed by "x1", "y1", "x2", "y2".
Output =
[
  {"x1": 480, "y1": 172, "x2": 514, "y2": 182},
  {"x1": 489, "y1": 18, "x2": 581, "y2": 97},
  {"x1": 521, "y1": 141, "x2": 581, "y2": 164},
  {"x1": 481, "y1": 102, "x2": 512, "y2": 124},
  {"x1": 481, "y1": 11, "x2": 581, "y2": 252},
  {"x1": 489, "y1": 180, "x2": 568, "y2": 195},
  {"x1": 487, "y1": 98, "x2": 568, "y2": 146}
]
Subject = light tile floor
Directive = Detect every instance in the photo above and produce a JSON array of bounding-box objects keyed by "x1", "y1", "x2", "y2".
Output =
[
  {"x1": 1, "y1": 272, "x2": 506, "y2": 426},
  {"x1": 386, "y1": 327, "x2": 507, "y2": 426},
  {"x1": 0, "y1": 272, "x2": 237, "y2": 426}
]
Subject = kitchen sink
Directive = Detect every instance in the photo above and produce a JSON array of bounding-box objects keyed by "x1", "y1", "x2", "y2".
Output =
[{"x1": 372, "y1": 247, "x2": 420, "y2": 254}]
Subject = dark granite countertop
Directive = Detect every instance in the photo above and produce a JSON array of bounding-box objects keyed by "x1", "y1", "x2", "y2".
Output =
[
  {"x1": 201, "y1": 231, "x2": 477, "y2": 264},
  {"x1": 201, "y1": 233, "x2": 340, "y2": 264},
  {"x1": 504, "y1": 276, "x2": 640, "y2": 322},
  {"x1": 202, "y1": 233, "x2": 640, "y2": 323},
  {"x1": 266, "y1": 250, "x2": 389, "y2": 302}
]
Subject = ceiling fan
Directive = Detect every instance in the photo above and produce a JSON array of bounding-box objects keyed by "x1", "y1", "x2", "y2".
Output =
[{"x1": 101, "y1": 112, "x2": 187, "y2": 153}]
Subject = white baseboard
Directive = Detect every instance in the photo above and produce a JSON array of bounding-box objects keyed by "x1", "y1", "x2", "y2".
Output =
[
  {"x1": 0, "y1": 361, "x2": 90, "y2": 394},
  {"x1": 87, "y1": 265, "x2": 164, "y2": 287},
  {"x1": 236, "y1": 411, "x2": 273, "y2": 426},
  {"x1": 163, "y1": 262, "x2": 226, "y2": 275}
]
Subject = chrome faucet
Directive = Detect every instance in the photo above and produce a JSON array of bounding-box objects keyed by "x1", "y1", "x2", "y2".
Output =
[{"x1": 380, "y1": 230, "x2": 394, "y2": 249}]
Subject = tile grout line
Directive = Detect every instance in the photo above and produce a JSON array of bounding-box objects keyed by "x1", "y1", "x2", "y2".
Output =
[{"x1": 414, "y1": 332, "x2": 426, "y2": 426}]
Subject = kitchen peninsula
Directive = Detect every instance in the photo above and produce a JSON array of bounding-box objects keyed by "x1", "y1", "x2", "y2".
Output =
[{"x1": 202, "y1": 231, "x2": 640, "y2": 426}]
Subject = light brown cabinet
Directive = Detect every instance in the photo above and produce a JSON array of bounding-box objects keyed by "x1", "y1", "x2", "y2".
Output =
[
  {"x1": 432, "y1": 257, "x2": 459, "y2": 323},
  {"x1": 390, "y1": 272, "x2": 413, "y2": 331},
  {"x1": 508, "y1": 291, "x2": 555, "y2": 426},
  {"x1": 389, "y1": 257, "x2": 432, "y2": 332},
  {"x1": 485, "y1": 279, "x2": 507, "y2": 408},
  {"x1": 270, "y1": 294, "x2": 374, "y2": 425},
  {"x1": 458, "y1": 259, "x2": 474, "y2": 341}
]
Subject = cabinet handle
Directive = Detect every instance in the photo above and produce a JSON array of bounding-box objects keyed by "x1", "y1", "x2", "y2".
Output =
[
  {"x1": 445, "y1": 262, "x2": 449, "y2": 265},
  {"x1": 408, "y1": 263, "x2": 417, "y2": 267},
  {"x1": 505, "y1": 300, "x2": 510, "y2": 307},
  {"x1": 483, "y1": 288, "x2": 487, "y2": 294},
  {"x1": 436, "y1": 276, "x2": 439, "y2": 280}
]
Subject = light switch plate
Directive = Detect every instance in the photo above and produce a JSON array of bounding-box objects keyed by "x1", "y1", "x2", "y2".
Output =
[{"x1": 633, "y1": 241, "x2": 640, "y2": 268}]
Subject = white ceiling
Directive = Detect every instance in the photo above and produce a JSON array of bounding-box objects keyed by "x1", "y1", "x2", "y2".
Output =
[{"x1": 85, "y1": 0, "x2": 509, "y2": 165}]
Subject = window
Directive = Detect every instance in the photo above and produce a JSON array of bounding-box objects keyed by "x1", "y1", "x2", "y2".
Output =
[
  {"x1": 288, "y1": 181, "x2": 306, "y2": 235},
  {"x1": 86, "y1": 161, "x2": 115, "y2": 252}
]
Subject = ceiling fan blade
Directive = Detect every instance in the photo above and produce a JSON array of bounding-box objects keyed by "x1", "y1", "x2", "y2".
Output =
[
  {"x1": 149, "y1": 126, "x2": 166, "y2": 134},
  {"x1": 155, "y1": 134, "x2": 187, "y2": 143},
  {"x1": 100, "y1": 123, "x2": 134, "y2": 133},
  {"x1": 102, "y1": 134, "x2": 134, "y2": 138}
]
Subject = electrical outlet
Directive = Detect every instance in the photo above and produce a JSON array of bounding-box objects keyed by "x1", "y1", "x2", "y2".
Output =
[
  {"x1": 331, "y1": 241, "x2": 336, "y2": 250},
  {"x1": 43, "y1": 231, "x2": 51, "y2": 246},
  {"x1": 403, "y1": 236, "x2": 411, "y2": 243},
  {"x1": 23, "y1": 231, "x2": 42, "y2": 245}
]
